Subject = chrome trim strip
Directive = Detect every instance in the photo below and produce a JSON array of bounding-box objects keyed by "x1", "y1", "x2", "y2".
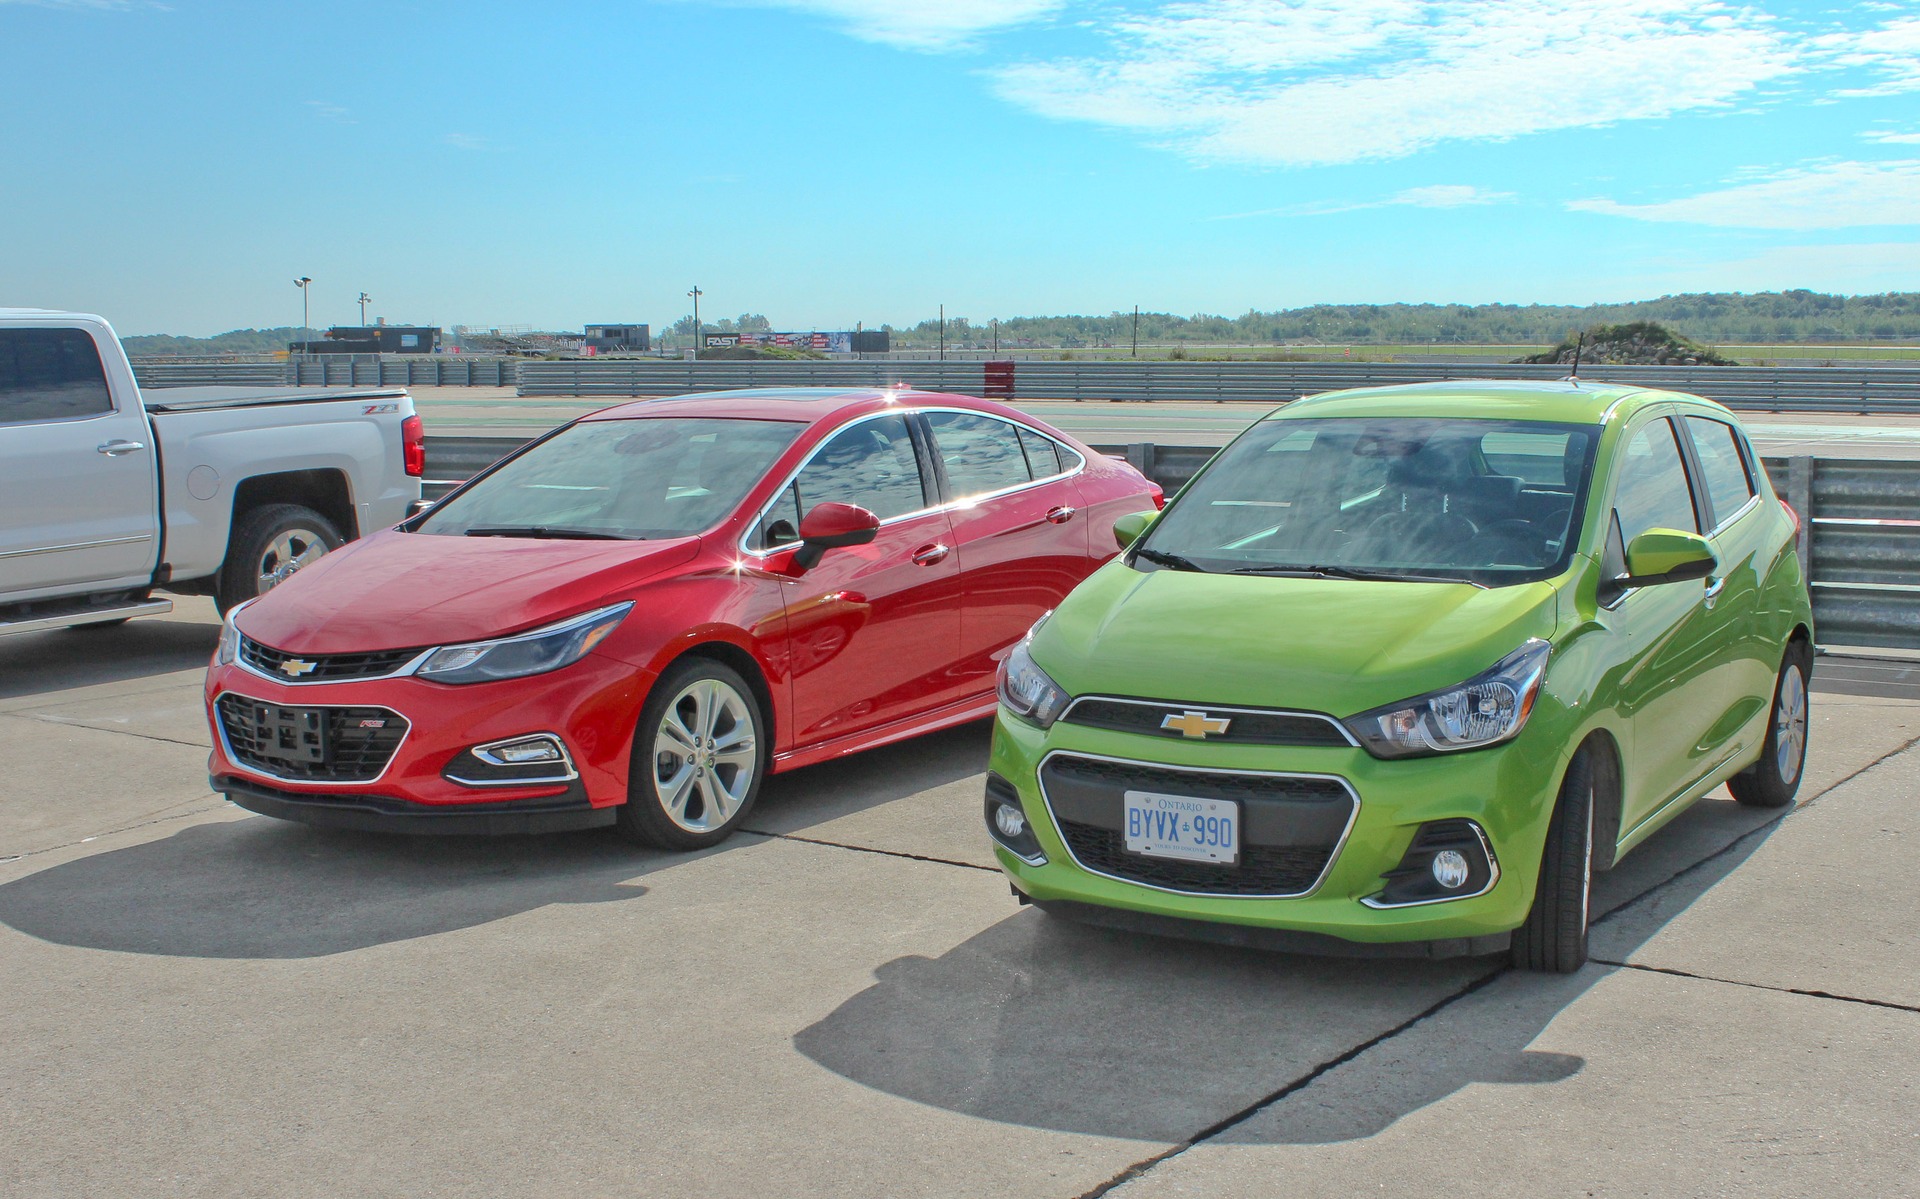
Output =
[
  {"x1": 235, "y1": 641, "x2": 436, "y2": 687},
  {"x1": 0, "y1": 534, "x2": 153, "y2": 561},
  {"x1": 446, "y1": 732, "x2": 580, "y2": 787},
  {"x1": 1034, "y1": 749, "x2": 1360, "y2": 901},
  {"x1": 0, "y1": 598, "x2": 172, "y2": 637},
  {"x1": 1059, "y1": 695, "x2": 1359, "y2": 747},
  {"x1": 736, "y1": 405, "x2": 1088, "y2": 558},
  {"x1": 1706, "y1": 492, "x2": 1759, "y2": 539},
  {"x1": 212, "y1": 689, "x2": 412, "y2": 789},
  {"x1": 1358, "y1": 820, "x2": 1502, "y2": 909}
]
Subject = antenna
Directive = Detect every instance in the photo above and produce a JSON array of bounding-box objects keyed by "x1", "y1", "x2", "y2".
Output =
[{"x1": 1568, "y1": 331, "x2": 1585, "y2": 380}]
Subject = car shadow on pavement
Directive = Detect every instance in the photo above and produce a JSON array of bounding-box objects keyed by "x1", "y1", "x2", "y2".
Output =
[
  {"x1": 748, "y1": 719, "x2": 994, "y2": 834},
  {"x1": 0, "y1": 816, "x2": 681, "y2": 958},
  {"x1": 0, "y1": 616, "x2": 220, "y2": 700},
  {"x1": 794, "y1": 795, "x2": 1787, "y2": 1144}
]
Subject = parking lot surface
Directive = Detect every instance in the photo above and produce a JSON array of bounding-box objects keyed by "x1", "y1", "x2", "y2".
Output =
[{"x1": 3, "y1": 600, "x2": 1917, "y2": 1197}]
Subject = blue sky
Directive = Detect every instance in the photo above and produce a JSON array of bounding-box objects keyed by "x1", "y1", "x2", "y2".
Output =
[{"x1": 2, "y1": 0, "x2": 1918, "y2": 336}]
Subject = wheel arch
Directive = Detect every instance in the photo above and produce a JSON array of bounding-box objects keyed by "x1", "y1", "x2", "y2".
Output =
[
  {"x1": 655, "y1": 637, "x2": 780, "y2": 754},
  {"x1": 1577, "y1": 727, "x2": 1626, "y2": 872},
  {"x1": 231, "y1": 469, "x2": 358, "y2": 542}
]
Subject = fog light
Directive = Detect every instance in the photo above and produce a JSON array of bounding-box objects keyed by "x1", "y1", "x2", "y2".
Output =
[
  {"x1": 1432, "y1": 849, "x2": 1471, "y2": 890},
  {"x1": 994, "y1": 804, "x2": 1027, "y2": 838},
  {"x1": 476, "y1": 736, "x2": 564, "y2": 766}
]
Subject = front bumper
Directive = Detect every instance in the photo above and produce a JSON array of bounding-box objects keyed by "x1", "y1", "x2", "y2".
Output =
[
  {"x1": 204, "y1": 651, "x2": 651, "y2": 832},
  {"x1": 989, "y1": 708, "x2": 1571, "y2": 948}
]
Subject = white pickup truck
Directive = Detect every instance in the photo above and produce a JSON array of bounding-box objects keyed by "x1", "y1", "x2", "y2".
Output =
[{"x1": 1, "y1": 309, "x2": 424, "y2": 635}]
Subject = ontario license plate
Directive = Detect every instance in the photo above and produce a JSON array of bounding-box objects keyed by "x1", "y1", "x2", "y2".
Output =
[{"x1": 1122, "y1": 790, "x2": 1239, "y2": 865}]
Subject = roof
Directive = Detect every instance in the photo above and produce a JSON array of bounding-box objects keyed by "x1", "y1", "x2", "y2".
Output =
[
  {"x1": 1277, "y1": 378, "x2": 1729, "y2": 425},
  {"x1": 583, "y1": 387, "x2": 1002, "y2": 424}
]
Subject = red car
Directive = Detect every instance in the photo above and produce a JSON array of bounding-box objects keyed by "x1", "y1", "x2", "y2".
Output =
[{"x1": 204, "y1": 388, "x2": 1160, "y2": 846}]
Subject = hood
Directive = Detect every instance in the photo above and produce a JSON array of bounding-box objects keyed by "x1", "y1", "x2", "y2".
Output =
[
  {"x1": 1034, "y1": 561, "x2": 1561, "y2": 719},
  {"x1": 236, "y1": 529, "x2": 701, "y2": 654}
]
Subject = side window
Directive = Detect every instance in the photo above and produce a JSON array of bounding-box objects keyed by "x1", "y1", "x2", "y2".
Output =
[
  {"x1": 1684, "y1": 416, "x2": 1756, "y2": 529},
  {"x1": 1017, "y1": 426, "x2": 1063, "y2": 477},
  {"x1": 791, "y1": 413, "x2": 928, "y2": 523},
  {"x1": 925, "y1": 412, "x2": 1033, "y2": 499},
  {"x1": 0, "y1": 328, "x2": 114, "y2": 424},
  {"x1": 1614, "y1": 418, "x2": 1699, "y2": 543}
]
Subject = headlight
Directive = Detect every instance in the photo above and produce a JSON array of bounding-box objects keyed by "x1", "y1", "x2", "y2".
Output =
[
  {"x1": 415, "y1": 603, "x2": 632, "y2": 685},
  {"x1": 997, "y1": 613, "x2": 1070, "y2": 729},
  {"x1": 1345, "y1": 639, "x2": 1551, "y2": 759},
  {"x1": 216, "y1": 600, "x2": 255, "y2": 665}
]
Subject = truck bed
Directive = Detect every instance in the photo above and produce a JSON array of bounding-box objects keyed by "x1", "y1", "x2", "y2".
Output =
[{"x1": 142, "y1": 386, "x2": 411, "y2": 413}]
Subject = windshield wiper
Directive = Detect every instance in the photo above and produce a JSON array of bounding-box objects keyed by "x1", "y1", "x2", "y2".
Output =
[
  {"x1": 1132, "y1": 547, "x2": 1207, "y2": 572},
  {"x1": 1231, "y1": 563, "x2": 1468, "y2": 585},
  {"x1": 463, "y1": 526, "x2": 637, "y2": 541}
]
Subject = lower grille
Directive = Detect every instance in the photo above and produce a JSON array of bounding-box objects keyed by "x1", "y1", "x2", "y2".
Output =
[
  {"x1": 1040, "y1": 753, "x2": 1355, "y2": 898},
  {"x1": 216, "y1": 695, "x2": 409, "y2": 783}
]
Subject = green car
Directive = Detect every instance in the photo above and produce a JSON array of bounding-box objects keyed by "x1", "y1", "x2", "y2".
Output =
[{"x1": 985, "y1": 381, "x2": 1813, "y2": 973}]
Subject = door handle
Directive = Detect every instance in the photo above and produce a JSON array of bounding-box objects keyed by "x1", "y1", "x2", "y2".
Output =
[
  {"x1": 1045, "y1": 505, "x2": 1077, "y2": 524},
  {"x1": 911, "y1": 543, "x2": 950, "y2": 566},
  {"x1": 97, "y1": 440, "x2": 146, "y2": 456},
  {"x1": 1703, "y1": 576, "x2": 1726, "y2": 608}
]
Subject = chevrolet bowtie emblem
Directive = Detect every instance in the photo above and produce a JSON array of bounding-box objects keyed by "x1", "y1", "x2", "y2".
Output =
[
  {"x1": 280, "y1": 659, "x2": 317, "y2": 678},
  {"x1": 1161, "y1": 709, "x2": 1231, "y2": 739}
]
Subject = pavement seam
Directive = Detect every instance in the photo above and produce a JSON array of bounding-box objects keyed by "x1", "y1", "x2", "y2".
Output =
[
  {"x1": 1595, "y1": 959, "x2": 1920, "y2": 1015},
  {"x1": 1593, "y1": 727, "x2": 1920, "y2": 930},
  {"x1": 0, "y1": 799, "x2": 230, "y2": 866},
  {"x1": 1073, "y1": 967, "x2": 1509, "y2": 1199},
  {"x1": 0, "y1": 709, "x2": 210, "y2": 752},
  {"x1": 736, "y1": 827, "x2": 1000, "y2": 873}
]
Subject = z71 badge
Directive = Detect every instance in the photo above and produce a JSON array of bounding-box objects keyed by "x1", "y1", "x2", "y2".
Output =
[{"x1": 362, "y1": 402, "x2": 400, "y2": 415}]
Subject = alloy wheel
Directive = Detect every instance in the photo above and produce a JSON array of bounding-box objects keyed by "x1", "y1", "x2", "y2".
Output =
[
  {"x1": 652, "y1": 677, "x2": 758, "y2": 832},
  {"x1": 257, "y1": 527, "x2": 331, "y2": 594},
  {"x1": 1775, "y1": 663, "x2": 1808, "y2": 786}
]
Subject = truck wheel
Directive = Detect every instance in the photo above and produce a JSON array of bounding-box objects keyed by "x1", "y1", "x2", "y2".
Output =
[
  {"x1": 1510, "y1": 750, "x2": 1595, "y2": 974},
  {"x1": 616, "y1": 657, "x2": 767, "y2": 851},
  {"x1": 1728, "y1": 641, "x2": 1812, "y2": 809},
  {"x1": 216, "y1": 503, "x2": 342, "y2": 613}
]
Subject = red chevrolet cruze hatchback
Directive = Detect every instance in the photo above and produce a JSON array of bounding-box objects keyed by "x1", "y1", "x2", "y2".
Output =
[{"x1": 205, "y1": 388, "x2": 1159, "y2": 847}]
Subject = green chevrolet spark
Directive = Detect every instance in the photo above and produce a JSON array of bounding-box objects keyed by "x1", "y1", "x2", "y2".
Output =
[{"x1": 985, "y1": 381, "x2": 1813, "y2": 973}]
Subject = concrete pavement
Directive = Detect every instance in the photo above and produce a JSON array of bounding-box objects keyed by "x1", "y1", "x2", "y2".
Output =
[{"x1": 1, "y1": 598, "x2": 1915, "y2": 1197}]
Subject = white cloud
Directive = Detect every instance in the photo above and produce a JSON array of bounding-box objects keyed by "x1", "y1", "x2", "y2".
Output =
[
  {"x1": 306, "y1": 100, "x2": 355, "y2": 125},
  {"x1": 1820, "y1": 15, "x2": 1920, "y2": 96},
  {"x1": 1216, "y1": 183, "x2": 1514, "y2": 219},
  {"x1": 1569, "y1": 160, "x2": 1920, "y2": 228},
  {"x1": 1863, "y1": 130, "x2": 1920, "y2": 144},
  {"x1": 990, "y1": 0, "x2": 1799, "y2": 166},
  {"x1": 724, "y1": 0, "x2": 1062, "y2": 50}
]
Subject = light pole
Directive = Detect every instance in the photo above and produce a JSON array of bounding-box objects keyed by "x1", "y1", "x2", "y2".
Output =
[
  {"x1": 991, "y1": 318, "x2": 998, "y2": 354},
  {"x1": 358, "y1": 291, "x2": 371, "y2": 325},
  {"x1": 1132, "y1": 305, "x2": 1140, "y2": 358},
  {"x1": 294, "y1": 277, "x2": 312, "y2": 342},
  {"x1": 939, "y1": 304, "x2": 945, "y2": 362},
  {"x1": 688, "y1": 286, "x2": 703, "y2": 360}
]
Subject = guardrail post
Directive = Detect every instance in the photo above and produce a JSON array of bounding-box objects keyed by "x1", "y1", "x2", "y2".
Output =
[
  {"x1": 1126, "y1": 443, "x2": 1157, "y2": 479},
  {"x1": 1788, "y1": 455, "x2": 1813, "y2": 579}
]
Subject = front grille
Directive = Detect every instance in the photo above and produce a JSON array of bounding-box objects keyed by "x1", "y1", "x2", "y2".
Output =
[
  {"x1": 1062, "y1": 698, "x2": 1351, "y2": 747},
  {"x1": 1040, "y1": 754, "x2": 1355, "y2": 897},
  {"x1": 1058, "y1": 819, "x2": 1335, "y2": 896},
  {"x1": 240, "y1": 635, "x2": 422, "y2": 682},
  {"x1": 216, "y1": 695, "x2": 409, "y2": 782}
]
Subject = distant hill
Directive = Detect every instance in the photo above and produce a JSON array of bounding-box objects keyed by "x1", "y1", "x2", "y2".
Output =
[
  {"x1": 885, "y1": 290, "x2": 1920, "y2": 348},
  {"x1": 1520, "y1": 321, "x2": 1737, "y2": 366},
  {"x1": 121, "y1": 327, "x2": 312, "y2": 357}
]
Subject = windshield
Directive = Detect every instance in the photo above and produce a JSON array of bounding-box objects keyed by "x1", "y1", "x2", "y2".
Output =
[
  {"x1": 418, "y1": 417, "x2": 804, "y2": 540},
  {"x1": 1136, "y1": 417, "x2": 1599, "y2": 585}
]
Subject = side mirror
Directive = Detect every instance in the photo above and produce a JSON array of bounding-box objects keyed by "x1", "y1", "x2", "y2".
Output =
[
  {"x1": 1112, "y1": 510, "x2": 1157, "y2": 550},
  {"x1": 1623, "y1": 528, "x2": 1717, "y2": 587},
  {"x1": 791, "y1": 502, "x2": 881, "y2": 571}
]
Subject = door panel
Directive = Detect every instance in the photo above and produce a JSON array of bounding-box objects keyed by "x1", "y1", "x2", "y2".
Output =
[
  {"x1": 921, "y1": 411, "x2": 1096, "y2": 688},
  {"x1": 0, "y1": 327, "x2": 158, "y2": 598}
]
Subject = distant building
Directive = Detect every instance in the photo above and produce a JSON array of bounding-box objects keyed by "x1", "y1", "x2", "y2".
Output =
[
  {"x1": 292, "y1": 321, "x2": 441, "y2": 355},
  {"x1": 583, "y1": 324, "x2": 650, "y2": 353}
]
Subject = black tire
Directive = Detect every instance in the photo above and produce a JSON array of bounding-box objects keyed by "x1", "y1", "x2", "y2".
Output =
[
  {"x1": 1511, "y1": 750, "x2": 1596, "y2": 974},
  {"x1": 216, "y1": 503, "x2": 343, "y2": 614},
  {"x1": 1728, "y1": 641, "x2": 1812, "y2": 809},
  {"x1": 616, "y1": 657, "x2": 768, "y2": 851}
]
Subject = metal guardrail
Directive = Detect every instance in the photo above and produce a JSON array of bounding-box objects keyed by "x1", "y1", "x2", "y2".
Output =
[
  {"x1": 132, "y1": 357, "x2": 520, "y2": 389},
  {"x1": 513, "y1": 360, "x2": 1920, "y2": 414},
  {"x1": 422, "y1": 435, "x2": 1920, "y2": 650}
]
